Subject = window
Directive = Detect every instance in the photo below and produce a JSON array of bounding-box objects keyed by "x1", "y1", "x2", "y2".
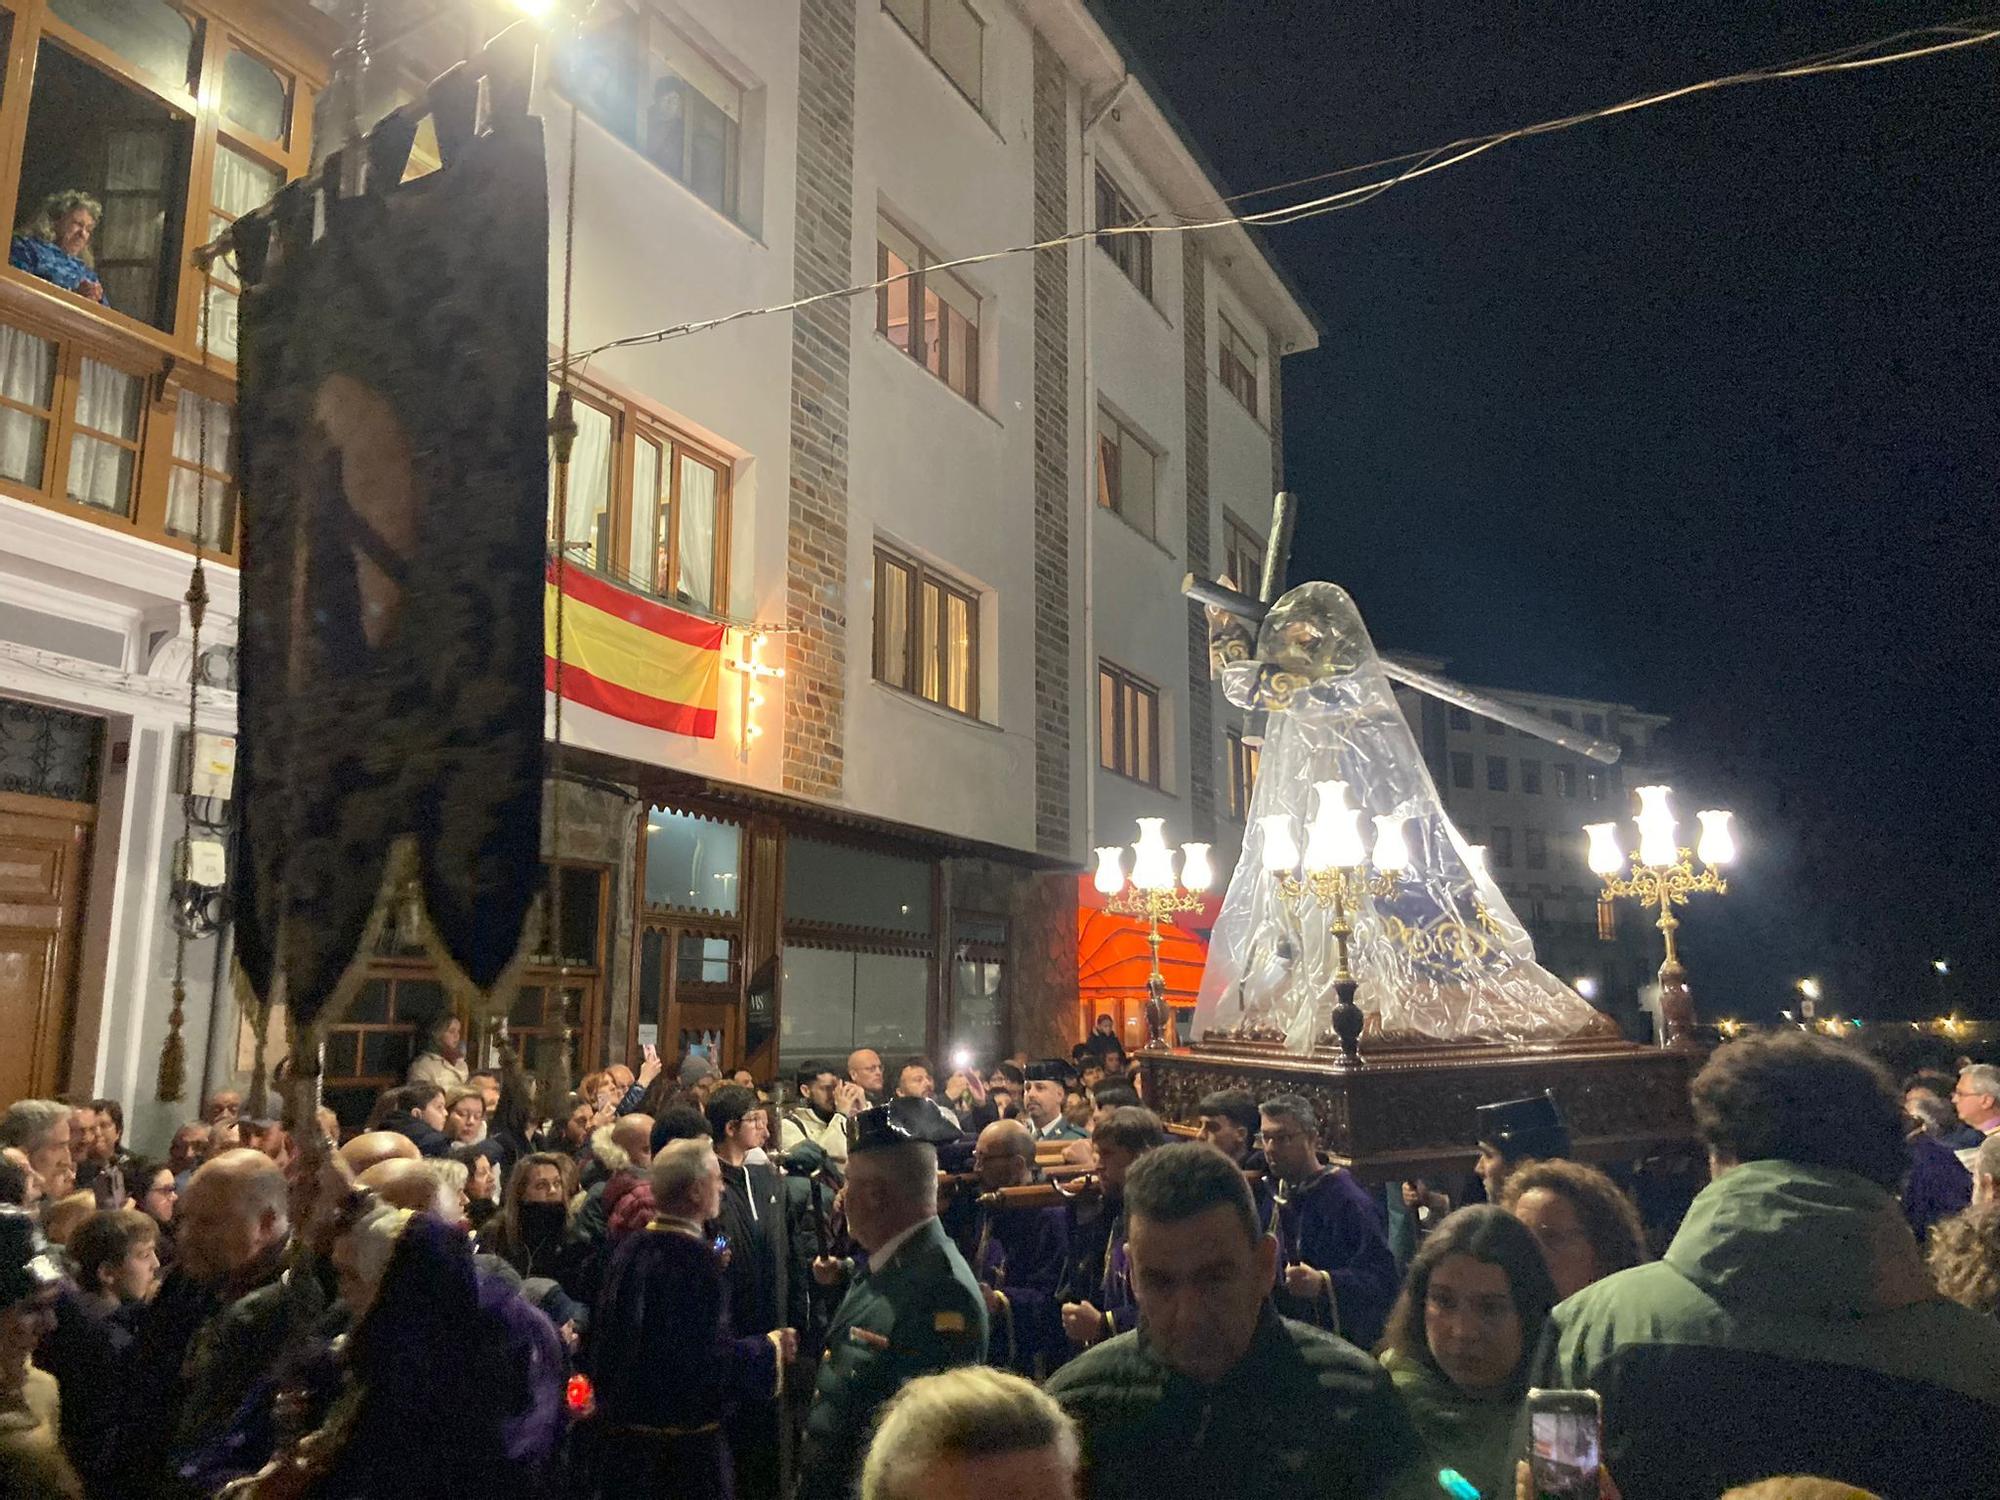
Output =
[
  {"x1": 1222, "y1": 514, "x2": 1263, "y2": 593},
  {"x1": 1490, "y1": 827, "x2": 1514, "y2": 868},
  {"x1": 1583, "y1": 713, "x2": 1604, "y2": 736},
  {"x1": 873, "y1": 544, "x2": 979, "y2": 717},
  {"x1": 952, "y1": 912, "x2": 1008, "y2": 1060},
  {"x1": 546, "y1": 378, "x2": 733, "y2": 614},
  {"x1": 553, "y1": 6, "x2": 743, "y2": 219},
  {"x1": 1585, "y1": 771, "x2": 1603, "y2": 802},
  {"x1": 10, "y1": 2, "x2": 301, "y2": 348},
  {"x1": 1226, "y1": 727, "x2": 1260, "y2": 819},
  {"x1": 877, "y1": 218, "x2": 980, "y2": 404},
  {"x1": 1450, "y1": 751, "x2": 1473, "y2": 789},
  {"x1": 1218, "y1": 312, "x2": 1258, "y2": 415},
  {"x1": 1448, "y1": 706, "x2": 1471, "y2": 732},
  {"x1": 1555, "y1": 763, "x2": 1576, "y2": 799},
  {"x1": 883, "y1": 0, "x2": 984, "y2": 106},
  {"x1": 1099, "y1": 661, "x2": 1159, "y2": 787},
  {"x1": 1094, "y1": 168, "x2": 1152, "y2": 297},
  {"x1": 0, "y1": 311, "x2": 242, "y2": 552},
  {"x1": 1521, "y1": 760, "x2": 1543, "y2": 795},
  {"x1": 164, "y1": 388, "x2": 234, "y2": 550},
  {"x1": 644, "y1": 807, "x2": 742, "y2": 916},
  {"x1": 1551, "y1": 709, "x2": 1574, "y2": 727},
  {"x1": 1096, "y1": 409, "x2": 1157, "y2": 539},
  {"x1": 1486, "y1": 757, "x2": 1509, "y2": 792},
  {"x1": 1484, "y1": 716, "x2": 1506, "y2": 736},
  {"x1": 1525, "y1": 829, "x2": 1547, "y2": 870},
  {"x1": 1597, "y1": 897, "x2": 1617, "y2": 942}
]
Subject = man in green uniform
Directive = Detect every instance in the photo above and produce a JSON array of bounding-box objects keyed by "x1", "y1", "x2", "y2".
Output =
[{"x1": 798, "y1": 1102, "x2": 988, "y2": 1500}]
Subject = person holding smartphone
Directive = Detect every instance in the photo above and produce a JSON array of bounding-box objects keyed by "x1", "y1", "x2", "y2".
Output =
[{"x1": 1377, "y1": 1205, "x2": 1560, "y2": 1500}]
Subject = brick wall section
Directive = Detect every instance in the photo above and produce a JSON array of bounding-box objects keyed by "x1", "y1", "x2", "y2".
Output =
[
  {"x1": 1182, "y1": 238, "x2": 1215, "y2": 840},
  {"x1": 1031, "y1": 35, "x2": 1072, "y2": 856},
  {"x1": 783, "y1": 0, "x2": 857, "y2": 799}
]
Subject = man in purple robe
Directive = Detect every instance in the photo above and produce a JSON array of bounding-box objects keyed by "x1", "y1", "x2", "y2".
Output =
[
  {"x1": 1260, "y1": 1093, "x2": 1398, "y2": 1347},
  {"x1": 963, "y1": 1119, "x2": 1069, "y2": 1374},
  {"x1": 584, "y1": 1137, "x2": 797, "y2": 1500}
]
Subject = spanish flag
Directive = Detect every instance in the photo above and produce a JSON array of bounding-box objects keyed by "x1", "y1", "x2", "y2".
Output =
[{"x1": 544, "y1": 563, "x2": 724, "y2": 738}]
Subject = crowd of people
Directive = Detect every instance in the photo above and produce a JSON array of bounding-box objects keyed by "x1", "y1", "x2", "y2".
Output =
[{"x1": 2, "y1": 1022, "x2": 1999, "y2": 1498}]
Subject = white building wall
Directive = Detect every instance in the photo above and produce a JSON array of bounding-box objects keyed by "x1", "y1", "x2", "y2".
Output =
[{"x1": 841, "y1": 3, "x2": 1039, "y2": 849}]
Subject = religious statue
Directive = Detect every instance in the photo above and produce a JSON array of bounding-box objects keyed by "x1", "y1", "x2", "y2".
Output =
[{"x1": 1193, "y1": 580, "x2": 1613, "y2": 1052}]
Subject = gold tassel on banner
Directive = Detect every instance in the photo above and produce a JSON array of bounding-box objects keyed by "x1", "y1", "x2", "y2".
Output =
[{"x1": 156, "y1": 979, "x2": 188, "y2": 1102}]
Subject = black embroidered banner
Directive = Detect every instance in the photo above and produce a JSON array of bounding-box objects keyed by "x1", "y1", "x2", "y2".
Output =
[{"x1": 232, "y1": 64, "x2": 548, "y2": 1030}]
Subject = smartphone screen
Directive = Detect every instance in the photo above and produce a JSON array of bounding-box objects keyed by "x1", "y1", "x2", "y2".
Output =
[{"x1": 1527, "y1": 1389, "x2": 1601, "y2": 1499}]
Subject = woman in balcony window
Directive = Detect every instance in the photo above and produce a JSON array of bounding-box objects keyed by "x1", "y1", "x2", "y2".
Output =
[{"x1": 9, "y1": 191, "x2": 105, "y2": 305}]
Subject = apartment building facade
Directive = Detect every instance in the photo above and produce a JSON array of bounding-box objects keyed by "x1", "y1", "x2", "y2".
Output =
[{"x1": 0, "y1": 0, "x2": 1315, "y2": 1133}]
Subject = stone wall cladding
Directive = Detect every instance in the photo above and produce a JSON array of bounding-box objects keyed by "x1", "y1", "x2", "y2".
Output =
[
  {"x1": 1182, "y1": 238, "x2": 1215, "y2": 840},
  {"x1": 784, "y1": 0, "x2": 857, "y2": 800},
  {"x1": 1030, "y1": 35, "x2": 1072, "y2": 857}
]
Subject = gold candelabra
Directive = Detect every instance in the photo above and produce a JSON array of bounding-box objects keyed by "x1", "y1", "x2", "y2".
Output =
[
  {"x1": 1259, "y1": 779, "x2": 1409, "y2": 1070},
  {"x1": 1586, "y1": 786, "x2": 1735, "y2": 1049},
  {"x1": 1094, "y1": 820, "x2": 1211, "y2": 1051}
]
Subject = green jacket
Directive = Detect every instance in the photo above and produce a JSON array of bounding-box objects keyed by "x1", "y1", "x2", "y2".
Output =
[
  {"x1": 1541, "y1": 1159, "x2": 2000, "y2": 1500},
  {"x1": 1047, "y1": 1305, "x2": 1431, "y2": 1500},
  {"x1": 1381, "y1": 1349, "x2": 1519, "y2": 1500},
  {"x1": 797, "y1": 1217, "x2": 987, "y2": 1500}
]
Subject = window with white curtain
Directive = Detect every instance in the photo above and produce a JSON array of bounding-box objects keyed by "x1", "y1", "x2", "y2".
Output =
[
  {"x1": 201, "y1": 146, "x2": 285, "y2": 362},
  {"x1": 547, "y1": 387, "x2": 615, "y2": 567},
  {"x1": 0, "y1": 326, "x2": 57, "y2": 488},
  {"x1": 546, "y1": 379, "x2": 732, "y2": 615},
  {"x1": 675, "y1": 454, "x2": 719, "y2": 610},
  {"x1": 164, "y1": 390, "x2": 236, "y2": 552},
  {"x1": 67, "y1": 358, "x2": 142, "y2": 516}
]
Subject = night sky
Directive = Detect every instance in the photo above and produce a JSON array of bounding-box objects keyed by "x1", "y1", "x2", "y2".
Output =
[{"x1": 1094, "y1": 0, "x2": 2000, "y2": 1022}]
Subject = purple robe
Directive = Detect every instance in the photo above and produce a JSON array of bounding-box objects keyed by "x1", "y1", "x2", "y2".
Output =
[
  {"x1": 582, "y1": 1221, "x2": 778, "y2": 1500},
  {"x1": 973, "y1": 1203, "x2": 1068, "y2": 1374},
  {"x1": 1905, "y1": 1134, "x2": 1972, "y2": 1245},
  {"x1": 1274, "y1": 1167, "x2": 1398, "y2": 1347}
]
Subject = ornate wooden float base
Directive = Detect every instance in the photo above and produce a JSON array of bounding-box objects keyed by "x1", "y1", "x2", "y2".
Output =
[{"x1": 1138, "y1": 1034, "x2": 1703, "y2": 1185}]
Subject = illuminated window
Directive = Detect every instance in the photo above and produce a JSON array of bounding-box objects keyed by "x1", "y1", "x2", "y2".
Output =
[
  {"x1": 1099, "y1": 661, "x2": 1159, "y2": 787},
  {"x1": 1096, "y1": 409, "x2": 1158, "y2": 539},
  {"x1": 877, "y1": 217, "x2": 980, "y2": 404},
  {"x1": 874, "y1": 544, "x2": 979, "y2": 718}
]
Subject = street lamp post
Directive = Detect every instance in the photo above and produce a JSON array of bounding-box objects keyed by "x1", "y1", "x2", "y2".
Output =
[
  {"x1": 1094, "y1": 819, "x2": 1212, "y2": 1052},
  {"x1": 1258, "y1": 779, "x2": 1410, "y2": 1070},
  {"x1": 1585, "y1": 786, "x2": 1735, "y2": 1050}
]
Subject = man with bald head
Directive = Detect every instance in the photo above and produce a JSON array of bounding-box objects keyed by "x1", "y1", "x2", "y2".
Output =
[
  {"x1": 848, "y1": 1047, "x2": 888, "y2": 1106},
  {"x1": 358, "y1": 1156, "x2": 465, "y2": 1221},
  {"x1": 964, "y1": 1118, "x2": 1070, "y2": 1376},
  {"x1": 340, "y1": 1128, "x2": 423, "y2": 1176},
  {"x1": 112, "y1": 1149, "x2": 312, "y2": 1490}
]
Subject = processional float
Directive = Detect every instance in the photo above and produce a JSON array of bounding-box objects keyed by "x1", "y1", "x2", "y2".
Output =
[{"x1": 1138, "y1": 495, "x2": 1704, "y2": 1181}]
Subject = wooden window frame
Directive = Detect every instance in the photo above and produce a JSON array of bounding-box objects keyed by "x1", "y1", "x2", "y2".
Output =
[
  {"x1": 551, "y1": 3, "x2": 745, "y2": 222},
  {"x1": 882, "y1": 0, "x2": 985, "y2": 110},
  {"x1": 1095, "y1": 407, "x2": 1157, "y2": 539},
  {"x1": 1098, "y1": 659, "x2": 1161, "y2": 788},
  {"x1": 0, "y1": 1, "x2": 318, "y2": 364},
  {"x1": 546, "y1": 370, "x2": 735, "y2": 618},
  {"x1": 874, "y1": 218, "x2": 981, "y2": 405},
  {"x1": 1094, "y1": 167, "x2": 1152, "y2": 298},
  {"x1": 1218, "y1": 310, "x2": 1258, "y2": 416},
  {"x1": 1222, "y1": 512, "x2": 1263, "y2": 593},
  {"x1": 1225, "y1": 726, "x2": 1260, "y2": 820},
  {"x1": 0, "y1": 2, "x2": 323, "y2": 557},
  {"x1": 872, "y1": 541, "x2": 980, "y2": 719}
]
